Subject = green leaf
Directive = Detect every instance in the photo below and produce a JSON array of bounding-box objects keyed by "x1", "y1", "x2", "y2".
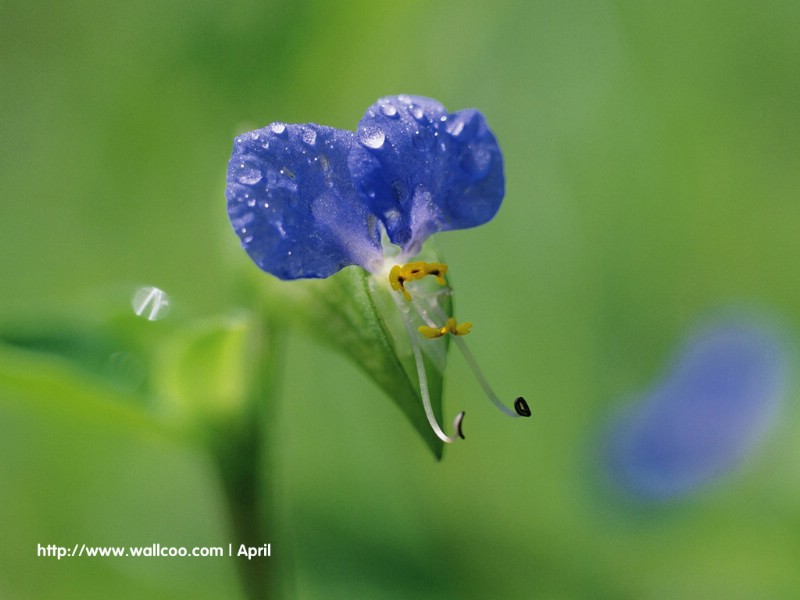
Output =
[
  {"x1": 153, "y1": 312, "x2": 274, "y2": 440},
  {"x1": 0, "y1": 308, "x2": 278, "y2": 450},
  {"x1": 0, "y1": 336, "x2": 159, "y2": 432},
  {"x1": 248, "y1": 257, "x2": 453, "y2": 458}
]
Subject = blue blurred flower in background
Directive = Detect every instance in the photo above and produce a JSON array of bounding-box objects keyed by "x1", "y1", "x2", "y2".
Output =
[
  {"x1": 225, "y1": 94, "x2": 504, "y2": 280},
  {"x1": 604, "y1": 314, "x2": 790, "y2": 501}
]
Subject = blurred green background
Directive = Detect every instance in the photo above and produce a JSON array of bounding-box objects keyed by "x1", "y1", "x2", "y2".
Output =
[{"x1": 2, "y1": 1, "x2": 799, "y2": 598}]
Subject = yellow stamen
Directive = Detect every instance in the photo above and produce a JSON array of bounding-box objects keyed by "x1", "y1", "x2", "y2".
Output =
[
  {"x1": 418, "y1": 318, "x2": 473, "y2": 339},
  {"x1": 389, "y1": 261, "x2": 448, "y2": 301}
]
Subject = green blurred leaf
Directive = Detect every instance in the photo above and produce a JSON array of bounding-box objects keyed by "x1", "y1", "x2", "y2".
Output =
[
  {"x1": 0, "y1": 307, "x2": 276, "y2": 449},
  {"x1": 154, "y1": 312, "x2": 272, "y2": 438},
  {"x1": 248, "y1": 256, "x2": 452, "y2": 458},
  {"x1": 0, "y1": 339, "x2": 157, "y2": 432}
]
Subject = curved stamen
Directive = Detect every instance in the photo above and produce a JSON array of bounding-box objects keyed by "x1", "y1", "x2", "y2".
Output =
[
  {"x1": 421, "y1": 300, "x2": 530, "y2": 419},
  {"x1": 451, "y1": 336, "x2": 523, "y2": 417},
  {"x1": 391, "y1": 291, "x2": 465, "y2": 443}
]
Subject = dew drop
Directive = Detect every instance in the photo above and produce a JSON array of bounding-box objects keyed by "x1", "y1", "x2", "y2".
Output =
[
  {"x1": 131, "y1": 286, "x2": 171, "y2": 321},
  {"x1": 380, "y1": 103, "x2": 398, "y2": 118},
  {"x1": 356, "y1": 179, "x2": 377, "y2": 199},
  {"x1": 270, "y1": 122, "x2": 287, "y2": 135},
  {"x1": 408, "y1": 104, "x2": 425, "y2": 121},
  {"x1": 302, "y1": 128, "x2": 317, "y2": 146},
  {"x1": 360, "y1": 127, "x2": 385, "y2": 149},
  {"x1": 384, "y1": 208, "x2": 401, "y2": 228},
  {"x1": 246, "y1": 198, "x2": 256, "y2": 207},
  {"x1": 445, "y1": 116, "x2": 465, "y2": 137},
  {"x1": 236, "y1": 160, "x2": 263, "y2": 185}
]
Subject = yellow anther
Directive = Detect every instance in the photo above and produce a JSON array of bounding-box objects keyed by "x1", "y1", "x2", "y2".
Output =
[
  {"x1": 453, "y1": 320, "x2": 473, "y2": 336},
  {"x1": 418, "y1": 324, "x2": 446, "y2": 339},
  {"x1": 418, "y1": 318, "x2": 473, "y2": 339},
  {"x1": 389, "y1": 261, "x2": 448, "y2": 301}
]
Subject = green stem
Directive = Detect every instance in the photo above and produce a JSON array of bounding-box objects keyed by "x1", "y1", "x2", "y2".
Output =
[
  {"x1": 211, "y1": 313, "x2": 285, "y2": 600},
  {"x1": 214, "y1": 420, "x2": 274, "y2": 599}
]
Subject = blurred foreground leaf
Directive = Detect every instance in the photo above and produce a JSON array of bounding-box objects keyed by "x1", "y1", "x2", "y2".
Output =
[{"x1": 0, "y1": 337, "x2": 157, "y2": 432}]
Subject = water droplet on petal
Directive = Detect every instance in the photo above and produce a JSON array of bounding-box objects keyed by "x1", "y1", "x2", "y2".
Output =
[
  {"x1": 445, "y1": 116, "x2": 465, "y2": 137},
  {"x1": 360, "y1": 127, "x2": 385, "y2": 150},
  {"x1": 235, "y1": 159, "x2": 263, "y2": 185},
  {"x1": 380, "y1": 103, "x2": 398, "y2": 118},
  {"x1": 270, "y1": 122, "x2": 287, "y2": 135},
  {"x1": 302, "y1": 128, "x2": 317, "y2": 146},
  {"x1": 384, "y1": 208, "x2": 401, "y2": 228},
  {"x1": 231, "y1": 212, "x2": 254, "y2": 230},
  {"x1": 131, "y1": 286, "x2": 171, "y2": 321},
  {"x1": 408, "y1": 104, "x2": 425, "y2": 121}
]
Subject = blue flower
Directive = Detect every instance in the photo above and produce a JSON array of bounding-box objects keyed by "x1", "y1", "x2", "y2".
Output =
[
  {"x1": 349, "y1": 96, "x2": 504, "y2": 256},
  {"x1": 226, "y1": 95, "x2": 504, "y2": 279},
  {"x1": 226, "y1": 123, "x2": 381, "y2": 280},
  {"x1": 226, "y1": 95, "x2": 527, "y2": 445},
  {"x1": 603, "y1": 315, "x2": 788, "y2": 501}
]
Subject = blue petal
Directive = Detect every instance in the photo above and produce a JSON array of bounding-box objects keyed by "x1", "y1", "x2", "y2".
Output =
[
  {"x1": 604, "y1": 317, "x2": 788, "y2": 501},
  {"x1": 349, "y1": 95, "x2": 505, "y2": 254},
  {"x1": 226, "y1": 123, "x2": 382, "y2": 279}
]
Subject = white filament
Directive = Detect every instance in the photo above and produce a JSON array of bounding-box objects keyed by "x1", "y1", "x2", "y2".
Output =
[
  {"x1": 392, "y1": 292, "x2": 463, "y2": 443},
  {"x1": 420, "y1": 296, "x2": 522, "y2": 418}
]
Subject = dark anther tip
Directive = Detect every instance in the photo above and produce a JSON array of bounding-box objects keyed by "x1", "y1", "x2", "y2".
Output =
[
  {"x1": 514, "y1": 397, "x2": 531, "y2": 417},
  {"x1": 456, "y1": 411, "x2": 466, "y2": 439}
]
